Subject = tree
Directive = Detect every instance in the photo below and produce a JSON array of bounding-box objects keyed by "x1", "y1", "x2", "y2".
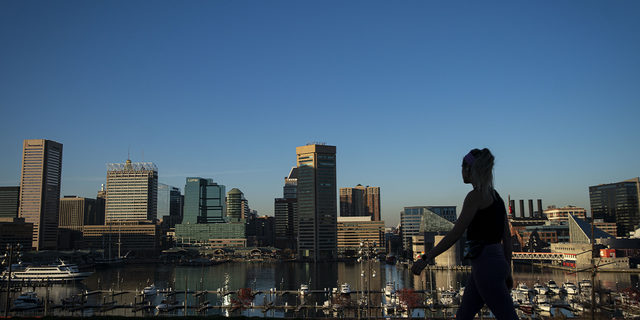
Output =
[
  {"x1": 397, "y1": 288, "x2": 422, "y2": 319},
  {"x1": 229, "y1": 287, "x2": 254, "y2": 314}
]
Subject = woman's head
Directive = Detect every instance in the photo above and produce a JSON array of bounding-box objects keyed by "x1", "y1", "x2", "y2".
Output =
[{"x1": 461, "y1": 148, "x2": 495, "y2": 199}]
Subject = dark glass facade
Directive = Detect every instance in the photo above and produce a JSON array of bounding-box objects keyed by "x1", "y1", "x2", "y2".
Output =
[
  {"x1": 590, "y1": 178, "x2": 640, "y2": 237},
  {"x1": 296, "y1": 144, "x2": 337, "y2": 261},
  {"x1": 0, "y1": 186, "x2": 20, "y2": 219},
  {"x1": 183, "y1": 177, "x2": 226, "y2": 224}
]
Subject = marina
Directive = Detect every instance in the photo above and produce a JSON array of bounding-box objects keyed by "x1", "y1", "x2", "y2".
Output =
[{"x1": 1, "y1": 260, "x2": 640, "y2": 318}]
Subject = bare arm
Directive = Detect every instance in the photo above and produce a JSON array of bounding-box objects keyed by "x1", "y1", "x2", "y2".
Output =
[{"x1": 423, "y1": 190, "x2": 484, "y2": 260}]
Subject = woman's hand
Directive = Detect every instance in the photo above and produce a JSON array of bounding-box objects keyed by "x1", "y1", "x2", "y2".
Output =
[{"x1": 411, "y1": 257, "x2": 430, "y2": 275}]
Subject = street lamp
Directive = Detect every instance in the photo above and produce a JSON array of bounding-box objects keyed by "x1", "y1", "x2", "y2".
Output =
[
  {"x1": 359, "y1": 239, "x2": 378, "y2": 319},
  {"x1": 2, "y1": 244, "x2": 22, "y2": 318}
]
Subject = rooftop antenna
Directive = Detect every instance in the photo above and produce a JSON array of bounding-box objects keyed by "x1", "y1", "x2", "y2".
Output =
[
  {"x1": 128, "y1": 145, "x2": 130, "y2": 160},
  {"x1": 142, "y1": 149, "x2": 144, "y2": 163}
]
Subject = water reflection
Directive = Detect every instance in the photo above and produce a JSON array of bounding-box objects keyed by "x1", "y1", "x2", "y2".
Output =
[{"x1": 2, "y1": 261, "x2": 639, "y2": 317}]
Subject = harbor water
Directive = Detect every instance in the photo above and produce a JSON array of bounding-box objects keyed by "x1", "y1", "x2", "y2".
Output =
[{"x1": 2, "y1": 261, "x2": 639, "y2": 318}]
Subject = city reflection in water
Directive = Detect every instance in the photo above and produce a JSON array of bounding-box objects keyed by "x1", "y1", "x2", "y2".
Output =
[{"x1": 2, "y1": 261, "x2": 639, "y2": 318}]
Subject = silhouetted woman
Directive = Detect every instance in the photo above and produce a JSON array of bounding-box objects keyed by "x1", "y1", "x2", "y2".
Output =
[{"x1": 411, "y1": 148, "x2": 517, "y2": 320}]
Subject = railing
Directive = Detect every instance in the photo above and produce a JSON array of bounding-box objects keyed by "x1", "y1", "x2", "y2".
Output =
[{"x1": 511, "y1": 252, "x2": 567, "y2": 261}]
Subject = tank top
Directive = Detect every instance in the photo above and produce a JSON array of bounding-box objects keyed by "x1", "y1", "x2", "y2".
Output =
[{"x1": 466, "y1": 190, "x2": 506, "y2": 244}]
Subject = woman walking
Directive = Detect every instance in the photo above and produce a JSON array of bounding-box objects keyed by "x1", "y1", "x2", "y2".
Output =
[{"x1": 411, "y1": 148, "x2": 518, "y2": 320}]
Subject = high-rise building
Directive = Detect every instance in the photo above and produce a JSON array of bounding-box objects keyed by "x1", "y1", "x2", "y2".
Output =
[
  {"x1": 296, "y1": 143, "x2": 337, "y2": 261},
  {"x1": 340, "y1": 185, "x2": 381, "y2": 221},
  {"x1": 158, "y1": 183, "x2": 182, "y2": 218},
  {"x1": 158, "y1": 183, "x2": 182, "y2": 231},
  {"x1": 59, "y1": 196, "x2": 102, "y2": 231},
  {"x1": 0, "y1": 186, "x2": 20, "y2": 219},
  {"x1": 589, "y1": 178, "x2": 640, "y2": 237},
  {"x1": 182, "y1": 177, "x2": 226, "y2": 224},
  {"x1": 226, "y1": 188, "x2": 249, "y2": 220},
  {"x1": 105, "y1": 160, "x2": 158, "y2": 222},
  {"x1": 18, "y1": 139, "x2": 63, "y2": 251},
  {"x1": 275, "y1": 167, "x2": 298, "y2": 250}
]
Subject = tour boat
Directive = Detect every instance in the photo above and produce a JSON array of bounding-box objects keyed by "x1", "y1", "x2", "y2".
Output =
[{"x1": 8, "y1": 261, "x2": 92, "y2": 282}]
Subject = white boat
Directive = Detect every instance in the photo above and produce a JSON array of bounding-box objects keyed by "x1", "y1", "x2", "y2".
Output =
[
  {"x1": 340, "y1": 283, "x2": 351, "y2": 295},
  {"x1": 8, "y1": 261, "x2": 92, "y2": 282},
  {"x1": 547, "y1": 280, "x2": 561, "y2": 294},
  {"x1": 299, "y1": 283, "x2": 310, "y2": 295},
  {"x1": 534, "y1": 294, "x2": 552, "y2": 312},
  {"x1": 563, "y1": 282, "x2": 578, "y2": 295},
  {"x1": 511, "y1": 289, "x2": 528, "y2": 305},
  {"x1": 142, "y1": 284, "x2": 158, "y2": 296},
  {"x1": 156, "y1": 303, "x2": 169, "y2": 312},
  {"x1": 439, "y1": 290, "x2": 458, "y2": 306},
  {"x1": 517, "y1": 282, "x2": 531, "y2": 294},
  {"x1": 533, "y1": 282, "x2": 549, "y2": 295},
  {"x1": 384, "y1": 282, "x2": 396, "y2": 297},
  {"x1": 578, "y1": 279, "x2": 592, "y2": 293}
]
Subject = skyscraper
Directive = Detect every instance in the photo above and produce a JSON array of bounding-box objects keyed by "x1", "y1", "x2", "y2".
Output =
[
  {"x1": 105, "y1": 160, "x2": 158, "y2": 222},
  {"x1": 296, "y1": 143, "x2": 337, "y2": 261},
  {"x1": 275, "y1": 167, "x2": 298, "y2": 250},
  {"x1": 589, "y1": 177, "x2": 640, "y2": 237},
  {"x1": 183, "y1": 177, "x2": 226, "y2": 224},
  {"x1": 226, "y1": 188, "x2": 249, "y2": 220},
  {"x1": 0, "y1": 186, "x2": 20, "y2": 219},
  {"x1": 340, "y1": 185, "x2": 381, "y2": 221},
  {"x1": 18, "y1": 139, "x2": 63, "y2": 251},
  {"x1": 59, "y1": 196, "x2": 102, "y2": 231}
]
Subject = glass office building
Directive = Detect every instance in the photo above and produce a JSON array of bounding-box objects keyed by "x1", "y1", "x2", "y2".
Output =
[
  {"x1": 183, "y1": 177, "x2": 226, "y2": 224},
  {"x1": 296, "y1": 143, "x2": 337, "y2": 261},
  {"x1": 401, "y1": 206, "x2": 457, "y2": 250},
  {"x1": 590, "y1": 178, "x2": 640, "y2": 237},
  {"x1": 158, "y1": 183, "x2": 182, "y2": 219}
]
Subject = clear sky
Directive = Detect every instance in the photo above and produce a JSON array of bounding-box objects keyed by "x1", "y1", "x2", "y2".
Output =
[{"x1": 1, "y1": 1, "x2": 639, "y2": 227}]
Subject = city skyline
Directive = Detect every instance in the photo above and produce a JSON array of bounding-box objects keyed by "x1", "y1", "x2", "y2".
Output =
[{"x1": 1, "y1": 1, "x2": 639, "y2": 227}]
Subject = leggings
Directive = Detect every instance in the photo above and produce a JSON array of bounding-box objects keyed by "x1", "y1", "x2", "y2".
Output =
[{"x1": 455, "y1": 243, "x2": 519, "y2": 320}]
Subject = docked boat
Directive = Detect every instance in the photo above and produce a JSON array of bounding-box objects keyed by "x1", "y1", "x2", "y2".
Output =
[
  {"x1": 517, "y1": 282, "x2": 531, "y2": 294},
  {"x1": 439, "y1": 290, "x2": 459, "y2": 306},
  {"x1": 7, "y1": 261, "x2": 92, "y2": 282},
  {"x1": 142, "y1": 284, "x2": 158, "y2": 296},
  {"x1": 340, "y1": 283, "x2": 351, "y2": 295},
  {"x1": 299, "y1": 283, "x2": 310, "y2": 295},
  {"x1": 563, "y1": 282, "x2": 578, "y2": 295},
  {"x1": 534, "y1": 294, "x2": 552, "y2": 312},
  {"x1": 578, "y1": 279, "x2": 592, "y2": 293},
  {"x1": 533, "y1": 282, "x2": 549, "y2": 295},
  {"x1": 384, "y1": 282, "x2": 396, "y2": 297},
  {"x1": 12, "y1": 291, "x2": 41, "y2": 310},
  {"x1": 511, "y1": 289, "x2": 528, "y2": 305},
  {"x1": 547, "y1": 280, "x2": 561, "y2": 294}
]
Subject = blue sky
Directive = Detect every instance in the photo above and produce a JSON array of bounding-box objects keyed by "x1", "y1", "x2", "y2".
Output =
[{"x1": 1, "y1": 1, "x2": 639, "y2": 226}]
